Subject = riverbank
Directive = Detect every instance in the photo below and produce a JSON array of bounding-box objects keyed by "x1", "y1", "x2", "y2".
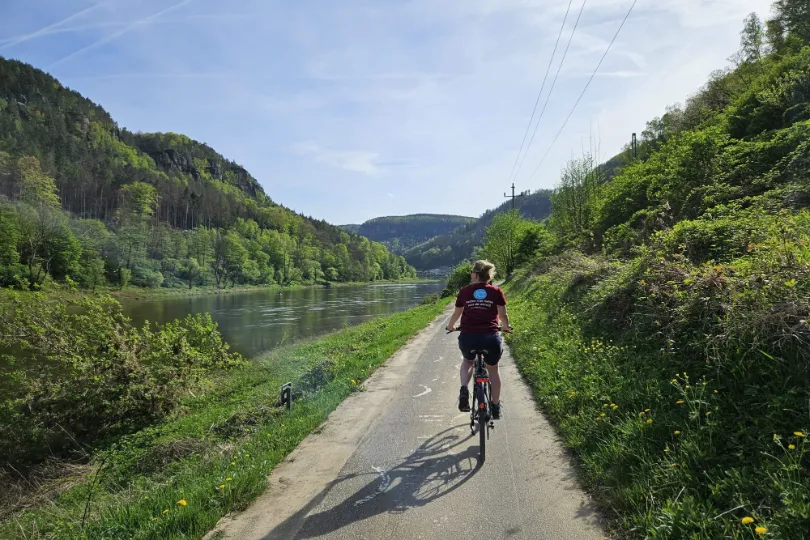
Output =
[
  {"x1": 0, "y1": 278, "x2": 439, "y2": 307},
  {"x1": 0, "y1": 278, "x2": 439, "y2": 303},
  {"x1": 0, "y1": 297, "x2": 452, "y2": 539},
  {"x1": 111, "y1": 278, "x2": 439, "y2": 301}
]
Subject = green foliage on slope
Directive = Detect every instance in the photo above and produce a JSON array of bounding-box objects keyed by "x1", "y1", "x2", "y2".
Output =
[{"x1": 500, "y1": 6, "x2": 810, "y2": 537}]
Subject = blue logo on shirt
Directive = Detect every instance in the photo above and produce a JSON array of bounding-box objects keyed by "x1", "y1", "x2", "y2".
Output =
[{"x1": 473, "y1": 288, "x2": 488, "y2": 300}]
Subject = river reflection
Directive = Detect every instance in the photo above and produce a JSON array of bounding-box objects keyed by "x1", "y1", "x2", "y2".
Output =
[{"x1": 121, "y1": 282, "x2": 445, "y2": 358}]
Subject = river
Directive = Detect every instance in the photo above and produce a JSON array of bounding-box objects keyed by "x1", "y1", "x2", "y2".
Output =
[{"x1": 121, "y1": 282, "x2": 446, "y2": 358}]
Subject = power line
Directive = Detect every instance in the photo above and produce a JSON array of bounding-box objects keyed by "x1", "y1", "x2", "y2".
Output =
[
  {"x1": 505, "y1": 0, "x2": 575, "y2": 185},
  {"x1": 529, "y1": 0, "x2": 639, "y2": 182},
  {"x1": 513, "y1": 0, "x2": 588, "y2": 183}
]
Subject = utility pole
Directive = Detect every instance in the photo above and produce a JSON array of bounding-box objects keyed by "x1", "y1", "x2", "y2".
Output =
[
  {"x1": 504, "y1": 183, "x2": 525, "y2": 210},
  {"x1": 632, "y1": 133, "x2": 638, "y2": 159}
]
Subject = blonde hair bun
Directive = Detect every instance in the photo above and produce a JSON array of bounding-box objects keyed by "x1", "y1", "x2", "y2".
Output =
[{"x1": 472, "y1": 260, "x2": 496, "y2": 282}]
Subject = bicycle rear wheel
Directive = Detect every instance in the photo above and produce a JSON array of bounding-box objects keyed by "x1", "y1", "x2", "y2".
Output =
[
  {"x1": 470, "y1": 390, "x2": 477, "y2": 435},
  {"x1": 477, "y1": 383, "x2": 486, "y2": 464}
]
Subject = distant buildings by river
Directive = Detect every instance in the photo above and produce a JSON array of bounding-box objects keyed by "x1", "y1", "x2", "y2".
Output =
[{"x1": 416, "y1": 267, "x2": 453, "y2": 279}]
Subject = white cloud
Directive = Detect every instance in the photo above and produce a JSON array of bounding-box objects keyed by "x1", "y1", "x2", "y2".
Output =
[{"x1": 291, "y1": 141, "x2": 383, "y2": 176}]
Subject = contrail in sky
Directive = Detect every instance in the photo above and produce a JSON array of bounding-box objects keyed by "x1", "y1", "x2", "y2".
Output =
[
  {"x1": 0, "y1": 1, "x2": 113, "y2": 51},
  {"x1": 48, "y1": 0, "x2": 195, "y2": 69}
]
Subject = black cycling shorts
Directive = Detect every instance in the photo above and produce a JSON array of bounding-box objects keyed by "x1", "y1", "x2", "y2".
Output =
[{"x1": 458, "y1": 332, "x2": 503, "y2": 366}]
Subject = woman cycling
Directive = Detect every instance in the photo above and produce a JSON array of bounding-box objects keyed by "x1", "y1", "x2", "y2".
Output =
[{"x1": 445, "y1": 259, "x2": 512, "y2": 419}]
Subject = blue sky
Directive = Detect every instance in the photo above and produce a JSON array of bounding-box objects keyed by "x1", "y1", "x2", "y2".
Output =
[{"x1": 1, "y1": 0, "x2": 773, "y2": 224}]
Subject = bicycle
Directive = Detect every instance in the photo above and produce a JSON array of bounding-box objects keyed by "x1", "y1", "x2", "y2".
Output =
[{"x1": 447, "y1": 326, "x2": 509, "y2": 465}]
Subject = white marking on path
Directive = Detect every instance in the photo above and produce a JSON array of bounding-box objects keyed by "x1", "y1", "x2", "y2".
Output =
[
  {"x1": 434, "y1": 356, "x2": 443, "y2": 363},
  {"x1": 354, "y1": 466, "x2": 391, "y2": 507},
  {"x1": 413, "y1": 385, "x2": 432, "y2": 398}
]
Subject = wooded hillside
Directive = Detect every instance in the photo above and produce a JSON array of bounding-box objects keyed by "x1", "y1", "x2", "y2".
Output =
[{"x1": 0, "y1": 58, "x2": 415, "y2": 290}]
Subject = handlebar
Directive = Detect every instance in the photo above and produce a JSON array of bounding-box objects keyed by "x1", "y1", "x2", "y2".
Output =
[{"x1": 446, "y1": 326, "x2": 512, "y2": 335}]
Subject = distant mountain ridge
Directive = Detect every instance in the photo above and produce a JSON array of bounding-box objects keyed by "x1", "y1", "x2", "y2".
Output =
[
  {"x1": 340, "y1": 214, "x2": 475, "y2": 253},
  {"x1": 402, "y1": 190, "x2": 554, "y2": 270}
]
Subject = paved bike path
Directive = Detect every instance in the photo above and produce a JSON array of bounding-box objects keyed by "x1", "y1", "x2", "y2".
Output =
[{"x1": 207, "y1": 306, "x2": 606, "y2": 540}]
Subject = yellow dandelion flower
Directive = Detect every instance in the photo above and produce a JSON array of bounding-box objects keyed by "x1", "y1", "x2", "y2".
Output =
[
  {"x1": 231, "y1": 461, "x2": 236, "y2": 465},
  {"x1": 713, "y1": 389, "x2": 718, "y2": 393},
  {"x1": 244, "y1": 453, "x2": 250, "y2": 457},
  {"x1": 226, "y1": 477, "x2": 232, "y2": 481},
  {"x1": 639, "y1": 411, "x2": 645, "y2": 417},
  {"x1": 671, "y1": 378, "x2": 677, "y2": 383},
  {"x1": 789, "y1": 444, "x2": 796, "y2": 450},
  {"x1": 603, "y1": 403, "x2": 609, "y2": 408},
  {"x1": 219, "y1": 484, "x2": 225, "y2": 489},
  {"x1": 645, "y1": 408, "x2": 651, "y2": 413},
  {"x1": 755, "y1": 526, "x2": 767, "y2": 535},
  {"x1": 795, "y1": 431, "x2": 806, "y2": 438},
  {"x1": 162, "y1": 509, "x2": 169, "y2": 514},
  {"x1": 675, "y1": 400, "x2": 684, "y2": 405},
  {"x1": 177, "y1": 499, "x2": 187, "y2": 507},
  {"x1": 674, "y1": 430, "x2": 681, "y2": 435},
  {"x1": 151, "y1": 517, "x2": 157, "y2": 521},
  {"x1": 664, "y1": 447, "x2": 670, "y2": 453},
  {"x1": 600, "y1": 413, "x2": 606, "y2": 417},
  {"x1": 611, "y1": 404, "x2": 619, "y2": 410},
  {"x1": 773, "y1": 433, "x2": 779, "y2": 441},
  {"x1": 647, "y1": 418, "x2": 653, "y2": 424},
  {"x1": 569, "y1": 391, "x2": 576, "y2": 398},
  {"x1": 670, "y1": 463, "x2": 677, "y2": 468},
  {"x1": 741, "y1": 517, "x2": 754, "y2": 525}
]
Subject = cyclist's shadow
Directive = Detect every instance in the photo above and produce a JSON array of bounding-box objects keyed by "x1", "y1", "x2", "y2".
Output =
[{"x1": 264, "y1": 425, "x2": 480, "y2": 539}]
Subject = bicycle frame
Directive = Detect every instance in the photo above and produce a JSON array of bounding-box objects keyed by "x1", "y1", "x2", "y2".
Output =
[{"x1": 469, "y1": 348, "x2": 493, "y2": 464}]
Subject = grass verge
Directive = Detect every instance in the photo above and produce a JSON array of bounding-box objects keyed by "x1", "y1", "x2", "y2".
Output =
[
  {"x1": 504, "y1": 253, "x2": 809, "y2": 539},
  {"x1": 1, "y1": 298, "x2": 451, "y2": 539}
]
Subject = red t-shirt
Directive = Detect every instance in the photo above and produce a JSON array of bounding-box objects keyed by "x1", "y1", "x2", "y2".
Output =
[{"x1": 455, "y1": 283, "x2": 507, "y2": 334}]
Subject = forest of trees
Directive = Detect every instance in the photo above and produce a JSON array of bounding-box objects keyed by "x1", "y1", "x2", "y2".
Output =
[
  {"x1": 0, "y1": 58, "x2": 415, "y2": 290},
  {"x1": 403, "y1": 189, "x2": 553, "y2": 270},
  {"x1": 343, "y1": 214, "x2": 475, "y2": 254}
]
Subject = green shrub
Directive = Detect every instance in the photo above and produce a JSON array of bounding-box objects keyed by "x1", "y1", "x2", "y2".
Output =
[
  {"x1": 0, "y1": 292, "x2": 242, "y2": 468},
  {"x1": 441, "y1": 261, "x2": 472, "y2": 297}
]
